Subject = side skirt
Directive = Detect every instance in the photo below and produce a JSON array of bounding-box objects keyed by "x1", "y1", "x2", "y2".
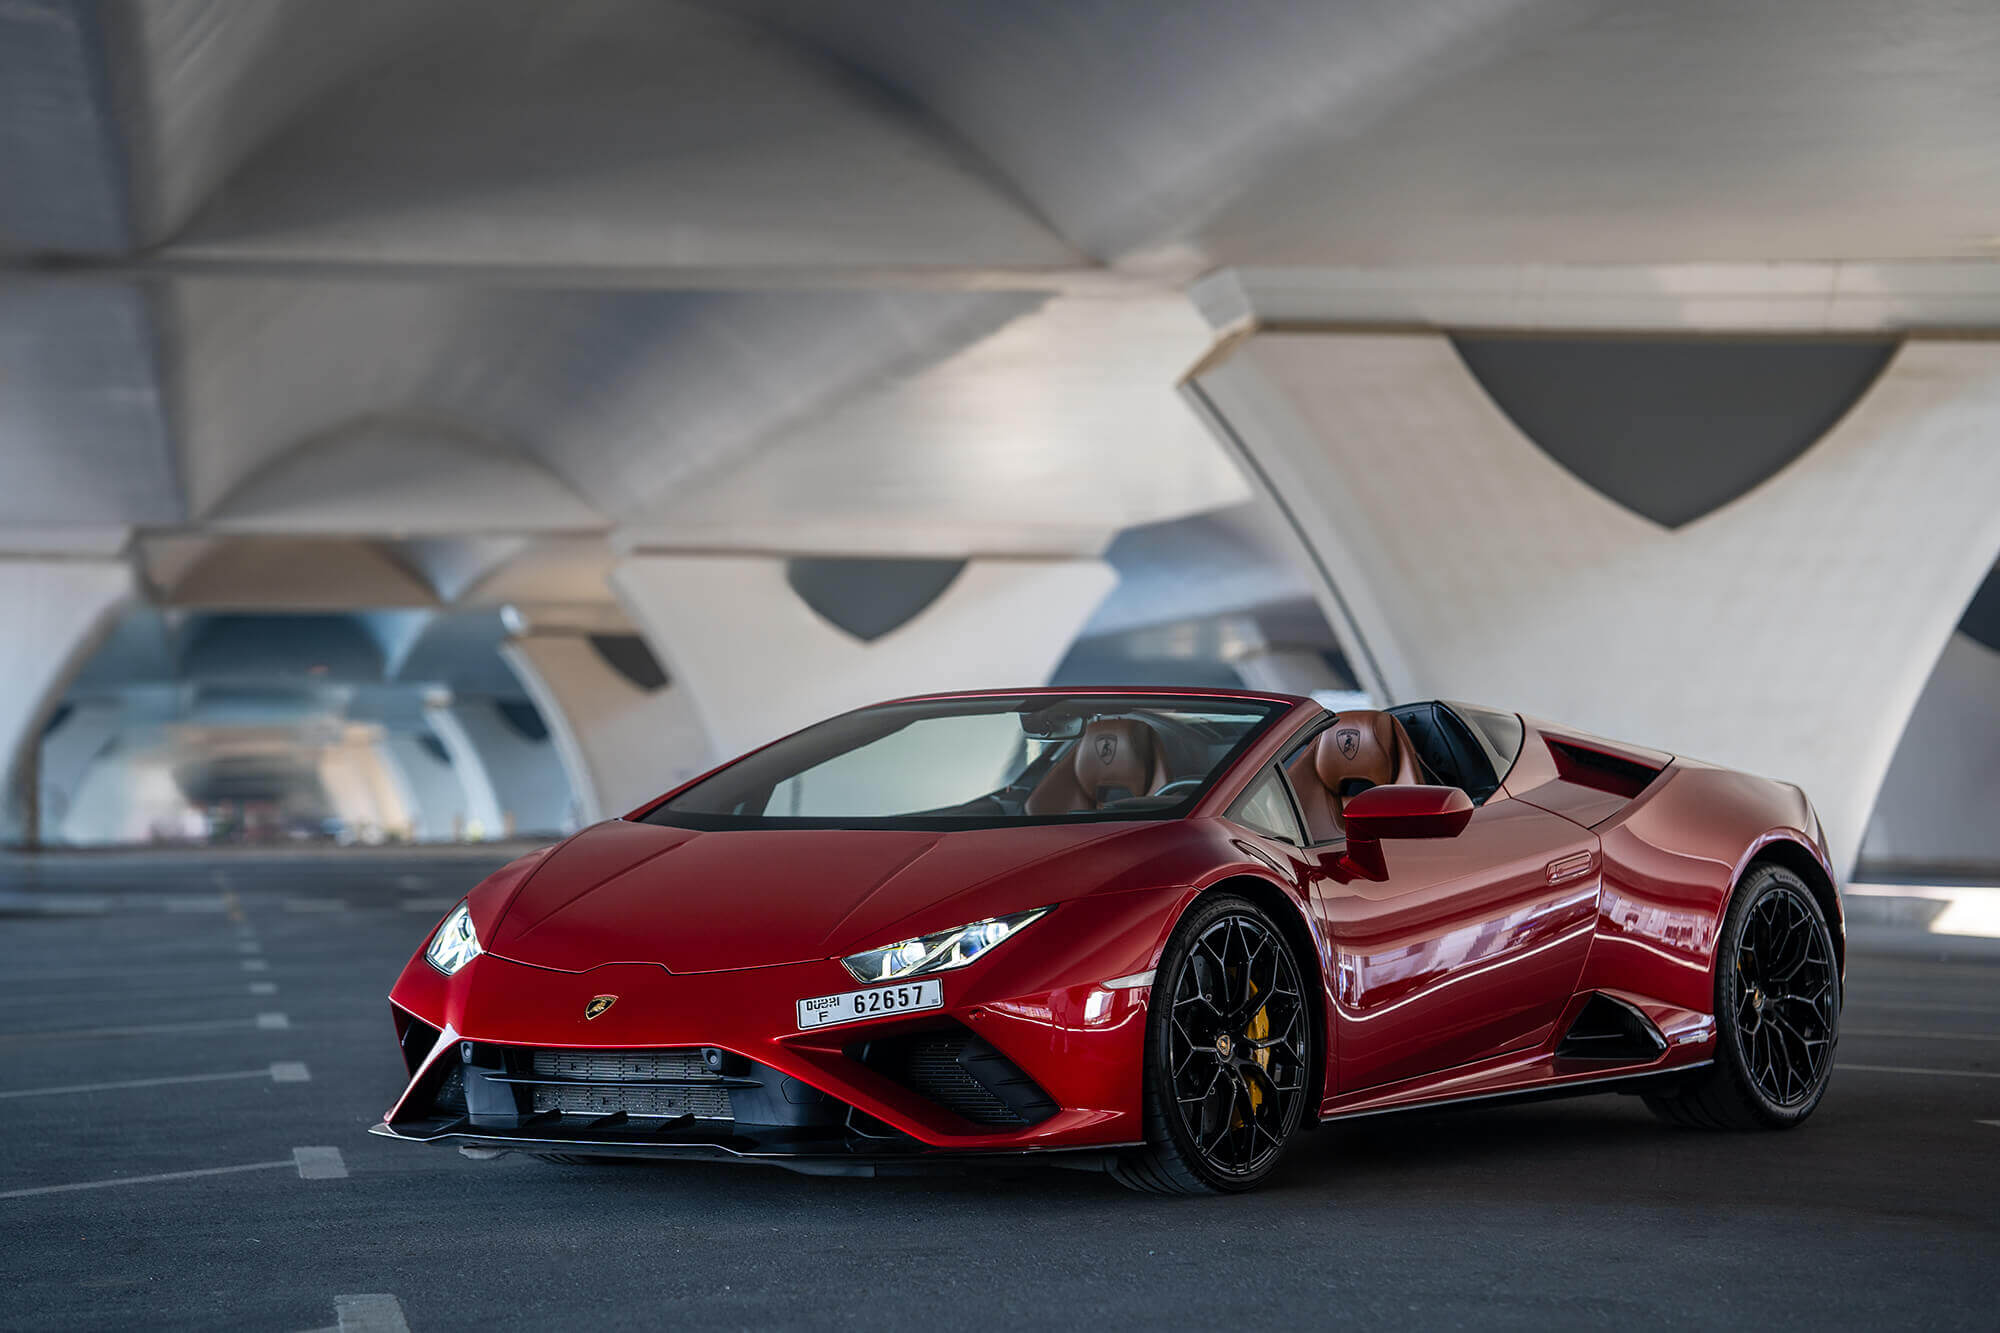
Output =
[{"x1": 1320, "y1": 1061, "x2": 1711, "y2": 1124}]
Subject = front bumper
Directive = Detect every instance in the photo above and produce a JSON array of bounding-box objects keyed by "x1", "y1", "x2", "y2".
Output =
[{"x1": 379, "y1": 892, "x2": 1183, "y2": 1161}]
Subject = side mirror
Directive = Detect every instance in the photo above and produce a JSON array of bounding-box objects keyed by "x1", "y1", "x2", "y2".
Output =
[
  {"x1": 1337, "y1": 785, "x2": 1474, "y2": 881},
  {"x1": 1343, "y1": 784, "x2": 1474, "y2": 842}
]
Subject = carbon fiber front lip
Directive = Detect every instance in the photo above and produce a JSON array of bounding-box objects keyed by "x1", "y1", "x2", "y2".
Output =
[{"x1": 369, "y1": 1118, "x2": 1134, "y2": 1175}]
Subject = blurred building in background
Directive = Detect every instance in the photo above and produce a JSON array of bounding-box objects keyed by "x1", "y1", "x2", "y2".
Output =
[{"x1": 3, "y1": 0, "x2": 1996, "y2": 875}]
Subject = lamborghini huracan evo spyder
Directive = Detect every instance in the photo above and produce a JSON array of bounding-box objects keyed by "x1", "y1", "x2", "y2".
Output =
[{"x1": 373, "y1": 689, "x2": 1844, "y2": 1194}]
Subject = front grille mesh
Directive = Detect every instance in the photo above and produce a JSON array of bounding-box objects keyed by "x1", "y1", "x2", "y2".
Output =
[
  {"x1": 531, "y1": 1050, "x2": 711, "y2": 1083},
  {"x1": 524, "y1": 1049, "x2": 732, "y2": 1121}
]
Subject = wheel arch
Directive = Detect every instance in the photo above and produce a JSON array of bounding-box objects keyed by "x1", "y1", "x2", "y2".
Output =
[
  {"x1": 1178, "y1": 873, "x2": 1332, "y2": 1119},
  {"x1": 1735, "y1": 836, "x2": 1846, "y2": 977}
]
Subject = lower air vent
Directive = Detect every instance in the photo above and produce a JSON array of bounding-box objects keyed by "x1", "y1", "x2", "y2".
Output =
[
  {"x1": 432, "y1": 1062, "x2": 467, "y2": 1114},
  {"x1": 861, "y1": 1027, "x2": 1058, "y2": 1128},
  {"x1": 1557, "y1": 994, "x2": 1669, "y2": 1063}
]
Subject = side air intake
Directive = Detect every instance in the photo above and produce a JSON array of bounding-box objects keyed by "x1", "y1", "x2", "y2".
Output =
[
  {"x1": 1556, "y1": 994, "x2": 1669, "y2": 1063},
  {"x1": 1546, "y1": 739, "x2": 1664, "y2": 799}
]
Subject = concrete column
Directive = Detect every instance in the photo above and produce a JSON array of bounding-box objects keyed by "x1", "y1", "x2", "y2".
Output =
[
  {"x1": 437, "y1": 699, "x2": 575, "y2": 837},
  {"x1": 610, "y1": 554, "x2": 1118, "y2": 761},
  {"x1": 1858, "y1": 632, "x2": 2000, "y2": 876},
  {"x1": 1189, "y1": 333, "x2": 2000, "y2": 875},
  {"x1": 0, "y1": 558, "x2": 132, "y2": 845},
  {"x1": 501, "y1": 626, "x2": 710, "y2": 824},
  {"x1": 381, "y1": 732, "x2": 471, "y2": 843},
  {"x1": 35, "y1": 699, "x2": 124, "y2": 843},
  {"x1": 421, "y1": 703, "x2": 508, "y2": 841}
]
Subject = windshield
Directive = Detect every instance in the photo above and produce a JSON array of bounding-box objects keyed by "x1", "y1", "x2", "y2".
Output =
[{"x1": 642, "y1": 694, "x2": 1285, "y2": 831}]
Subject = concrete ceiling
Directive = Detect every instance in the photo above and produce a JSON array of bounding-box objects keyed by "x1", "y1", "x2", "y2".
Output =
[{"x1": 4, "y1": 0, "x2": 1998, "y2": 606}]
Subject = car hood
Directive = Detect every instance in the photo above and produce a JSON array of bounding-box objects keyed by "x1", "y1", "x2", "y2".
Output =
[{"x1": 484, "y1": 817, "x2": 1158, "y2": 974}]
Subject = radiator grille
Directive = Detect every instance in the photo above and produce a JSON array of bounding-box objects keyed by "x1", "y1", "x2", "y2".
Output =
[
  {"x1": 523, "y1": 1049, "x2": 732, "y2": 1121},
  {"x1": 530, "y1": 1050, "x2": 711, "y2": 1083}
]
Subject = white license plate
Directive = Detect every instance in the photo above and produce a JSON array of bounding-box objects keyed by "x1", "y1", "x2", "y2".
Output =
[{"x1": 796, "y1": 979, "x2": 943, "y2": 1030}]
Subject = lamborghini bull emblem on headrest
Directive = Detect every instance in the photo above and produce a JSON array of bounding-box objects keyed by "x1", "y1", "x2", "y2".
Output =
[
  {"x1": 584, "y1": 995, "x2": 617, "y2": 1021},
  {"x1": 1336, "y1": 728, "x2": 1361, "y2": 760},
  {"x1": 1096, "y1": 735, "x2": 1118, "y2": 764}
]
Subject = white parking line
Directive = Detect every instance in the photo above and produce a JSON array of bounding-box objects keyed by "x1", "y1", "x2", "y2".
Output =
[
  {"x1": 0, "y1": 965, "x2": 258, "y2": 984},
  {"x1": 161, "y1": 895, "x2": 228, "y2": 913},
  {"x1": 1843, "y1": 1028, "x2": 2000, "y2": 1041},
  {"x1": 1838, "y1": 1062, "x2": 2000, "y2": 1079},
  {"x1": 242, "y1": 959, "x2": 269, "y2": 973},
  {"x1": 0, "y1": 1159, "x2": 292, "y2": 1200},
  {"x1": 0, "y1": 894, "x2": 110, "y2": 916},
  {"x1": 1979, "y1": 1119, "x2": 2000, "y2": 1128},
  {"x1": 238, "y1": 941, "x2": 263, "y2": 955},
  {"x1": 0, "y1": 1014, "x2": 291, "y2": 1043},
  {"x1": 293, "y1": 1146, "x2": 346, "y2": 1179},
  {"x1": 249, "y1": 982, "x2": 278, "y2": 996},
  {"x1": 0, "y1": 1062, "x2": 311, "y2": 1099},
  {"x1": 1846, "y1": 1000, "x2": 2000, "y2": 1015},
  {"x1": 335, "y1": 1294, "x2": 411, "y2": 1333}
]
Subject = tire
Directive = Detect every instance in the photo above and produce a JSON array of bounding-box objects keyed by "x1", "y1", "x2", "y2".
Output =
[
  {"x1": 1111, "y1": 894, "x2": 1314, "y2": 1194},
  {"x1": 1645, "y1": 863, "x2": 1840, "y2": 1130}
]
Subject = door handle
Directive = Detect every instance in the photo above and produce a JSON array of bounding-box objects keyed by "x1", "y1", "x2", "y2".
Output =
[{"x1": 1546, "y1": 851, "x2": 1595, "y2": 885}]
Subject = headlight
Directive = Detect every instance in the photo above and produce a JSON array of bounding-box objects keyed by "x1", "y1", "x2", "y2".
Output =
[
  {"x1": 842, "y1": 908, "x2": 1049, "y2": 984},
  {"x1": 426, "y1": 902, "x2": 483, "y2": 975}
]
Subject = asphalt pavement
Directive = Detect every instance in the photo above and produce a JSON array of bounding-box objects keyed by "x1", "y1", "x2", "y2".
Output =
[{"x1": 0, "y1": 849, "x2": 1994, "y2": 1331}]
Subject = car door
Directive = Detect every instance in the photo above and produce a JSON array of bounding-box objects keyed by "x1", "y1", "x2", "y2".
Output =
[{"x1": 1285, "y1": 760, "x2": 1601, "y2": 1095}]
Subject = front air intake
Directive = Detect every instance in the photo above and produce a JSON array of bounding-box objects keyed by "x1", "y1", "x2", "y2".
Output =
[{"x1": 859, "y1": 1025, "x2": 1058, "y2": 1128}]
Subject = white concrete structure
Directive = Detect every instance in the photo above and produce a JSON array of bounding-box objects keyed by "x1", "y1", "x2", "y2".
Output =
[
  {"x1": 1187, "y1": 315, "x2": 2000, "y2": 876},
  {"x1": 611, "y1": 555, "x2": 1119, "y2": 762},
  {"x1": 6, "y1": 1, "x2": 2000, "y2": 866},
  {"x1": 1860, "y1": 633, "x2": 2000, "y2": 875},
  {"x1": 381, "y1": 733, "x2": 471, "y2": 844},
  {"x1": 501, "y1": 631, "x2": 710, "y2": 823},
  {"x1": 0, "y1": 559, "x2": 132, "y2": 843}
]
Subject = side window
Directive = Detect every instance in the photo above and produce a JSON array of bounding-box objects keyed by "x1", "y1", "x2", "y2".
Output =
[
  {"x1": 1227, "y1": 769, "x2": 1304, "y2": 846},
  {"x1": 1444, "y1": 701, "x2": 1526, "y2": 789}
]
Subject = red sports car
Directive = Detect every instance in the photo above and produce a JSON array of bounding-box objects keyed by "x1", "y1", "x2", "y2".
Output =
[{"x1": 373, "y1": 689, "x2": 1843, "y2": 1193}]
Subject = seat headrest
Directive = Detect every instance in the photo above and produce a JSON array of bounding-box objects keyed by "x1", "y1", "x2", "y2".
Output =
[
  {"x1": 1074, "y1": 718, "x2": 1158, "y2": 806},
  {"x1": 1314, "y1": 711, "x2": 1421, "y2": 795}
]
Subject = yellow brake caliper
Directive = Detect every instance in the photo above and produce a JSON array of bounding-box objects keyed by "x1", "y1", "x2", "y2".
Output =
[{"x1": 1240, "y1": 977, "x2": 1269, "y2": 1120}]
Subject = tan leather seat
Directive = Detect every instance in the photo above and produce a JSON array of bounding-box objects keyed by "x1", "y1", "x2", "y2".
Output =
[
  {"x1": 1284, "y1": 710, "x2": 1423, "y2": 841},
  {"x1": 1025, "y1": 718, "x2": 1170, "y2": 814}
]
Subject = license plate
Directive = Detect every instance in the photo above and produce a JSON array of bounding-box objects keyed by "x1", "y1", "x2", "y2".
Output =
[{"x1": 796, "y1": 979, "x2": 943, "y2": 1030}]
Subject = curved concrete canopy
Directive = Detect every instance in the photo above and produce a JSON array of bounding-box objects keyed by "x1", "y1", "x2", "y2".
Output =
[
  {"x1": 634, "y1": 296, "x2": 1244, "y2": 556},
  {"x1": 205, "y1": 416, "x2": 603, "y2": 535},
  {"x1": 166, "y1": 277, "x2": 1038, "y2": 524},
  {"x1": 0, "y1": 283, "x2": 179, "y2": 526},
  {"x1": 158, "y1": 0, "x2": 1077, "y2": 271},
  {"x1": 155, "y1": 536, "x2": 438, "y2": 609}
]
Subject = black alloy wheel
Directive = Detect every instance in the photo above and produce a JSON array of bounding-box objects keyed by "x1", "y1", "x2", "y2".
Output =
[
  {"x1": 1645, "y1": 863, "x2": 1841, "y2": 1130},
  {"x1": 1114, "y1": 894, "x2": 1312, "y2": 1193}
]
